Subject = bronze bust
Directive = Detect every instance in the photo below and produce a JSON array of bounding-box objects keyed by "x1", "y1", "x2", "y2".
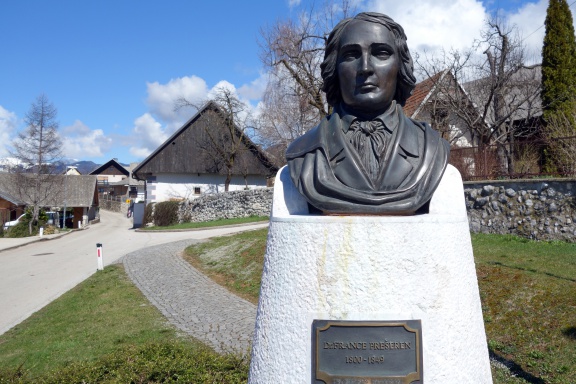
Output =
[{"x1": 286, "y1": 12, "x2": 449, "y2": 215}]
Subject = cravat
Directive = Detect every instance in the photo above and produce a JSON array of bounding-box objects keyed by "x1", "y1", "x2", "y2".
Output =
[{"x1": 348, "y1": 119, "x2": 389, "y2": 181}]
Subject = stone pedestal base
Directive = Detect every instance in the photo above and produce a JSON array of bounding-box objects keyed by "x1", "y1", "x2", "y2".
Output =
[{"x1": 249, "y1": 165, "x2": 492, "y2": 383}]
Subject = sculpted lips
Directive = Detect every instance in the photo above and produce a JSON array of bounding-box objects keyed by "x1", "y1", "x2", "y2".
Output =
[{"x1": 357, "y1": 82, "x2": 378, "y2": 92}]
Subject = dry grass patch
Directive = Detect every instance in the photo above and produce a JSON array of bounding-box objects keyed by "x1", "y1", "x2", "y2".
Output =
[{"x1": 183, "y1": 228, "x2": 268, "y2": 304}]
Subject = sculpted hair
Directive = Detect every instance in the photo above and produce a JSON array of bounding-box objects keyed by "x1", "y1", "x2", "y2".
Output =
[{"x1": 321, "y1": 12, "x2": 416, "y2": 107}]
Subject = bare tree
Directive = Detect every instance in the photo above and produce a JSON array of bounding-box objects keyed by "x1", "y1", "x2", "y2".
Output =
[
  {"x1": 257, "y1": 74, "x2": 319, "y2": 165},
  {"x1": 177, "y1": 87, "x2": 259, "y2": 191},
  {"x1": 416, "y1": 16, "x2": 542, "y2": 176},
  {"x1": 10, "y1": 94, "x2": 63, "y2": 234},
  {"x1": 257, "y1": 0, "x2": 357, "y2": 155}
]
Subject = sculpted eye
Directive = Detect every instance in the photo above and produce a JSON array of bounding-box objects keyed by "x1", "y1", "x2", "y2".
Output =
[
  {"x1": 373, "y1": 48, "x2": 392, "y2": 59},
  {"x1": 372, "y1": 46, "x2": 394, "y2": 60},
  {"x1": 340, "y1": 49, "x2": 360, "y2": 61}
]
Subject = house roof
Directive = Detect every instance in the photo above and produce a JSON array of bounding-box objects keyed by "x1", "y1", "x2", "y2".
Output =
[
  {"x1": 0, "y1": 189, "x2": 26, "y2": 205},
  {"x1": 463, "y1": 64, "x2": 542, "y2": 123},
  {"x1": 62, "y1": 166, "x2": 81, "y2": 175},
  {"x1": 404, "y1": 71, "x2": 447, "y2": 118},
  {"x1": 133, "y1": 101, "x2": 278, "y2": 180},
  {"x1": 0, "y1": 174, "x2": 98, "y2": 207},
  {"x1": 127, "y1": 163, "x2": 145, "y2": 186},
  {"x1": 89, "y1": 159, "x2": 129, "y2": 177}
]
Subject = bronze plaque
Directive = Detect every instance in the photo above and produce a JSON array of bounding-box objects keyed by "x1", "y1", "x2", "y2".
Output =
[{"x1": 312, "y1": 320, "x2": 423, "y2": 384}]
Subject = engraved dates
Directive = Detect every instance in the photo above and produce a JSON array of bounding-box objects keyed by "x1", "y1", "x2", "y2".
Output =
[{"x1": 345, "y1": 355, "x2": 386, "y2": 364}]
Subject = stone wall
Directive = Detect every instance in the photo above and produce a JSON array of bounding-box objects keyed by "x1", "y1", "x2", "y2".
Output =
[
  {"x1": 99, "y1": 200, "x2": 130, "y2": 214},
  {"x1": 464, "y1": 179, "x2": 576, "y2": 241},
  {"x1": 178, "y1": 188, "x2": 273, "y2": 223},
  {"x1": 169, "y1": 179, "x2": 576, "y2": 242}
]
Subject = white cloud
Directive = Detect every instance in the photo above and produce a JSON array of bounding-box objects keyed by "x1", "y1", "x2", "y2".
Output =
[
  {"x1": 60, "y1": 120, "x2": 113, "y2": 159},
  {"x1": 507, "y1": 0, "x2": 548, "y2": 62},
  {"x1": 288, "y1": 0, "x2": 302, "y2": 8},
  {"x1": 361, "y1": 0, "x2": 563, "y2": 71},
  {"x1": 208, "y1": 80, "x2": 238, "y2": 99},
  {"x1": 0, "y1": 105, "x2": 17, "y2": 157},
  {"x1": 146, "y1": 75, "x2": 209, "y2": 130},
  {"x1": 130, "y1": 75, "x2": 266, "y2": 159},
  {"x1": 237, "y1": 72, "x2": 270, "y2": 101},
  {"x1": 366, "y1": 0, "x2": 487, "y2": 54},
  {"x1": 129, "y1": 113, "x2": 169, "y2": 158}
]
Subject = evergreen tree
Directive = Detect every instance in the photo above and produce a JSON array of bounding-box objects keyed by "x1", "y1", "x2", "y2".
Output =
[
  {"x1": 541, "y1": 0, "x2": 576, "y2": 120},
  {"x1": 541, "y1": 0, "x2": 576, "y2": 173}
]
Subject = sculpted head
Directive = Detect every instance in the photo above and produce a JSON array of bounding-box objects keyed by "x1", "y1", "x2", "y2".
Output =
[{"x1": 321, "y1": 12, "x2": 416, "y2": 115}]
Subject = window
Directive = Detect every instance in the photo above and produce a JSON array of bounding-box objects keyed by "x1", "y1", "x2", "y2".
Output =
[{"x1": 194, "y1": 187, "x2": 201, "y2": 195}]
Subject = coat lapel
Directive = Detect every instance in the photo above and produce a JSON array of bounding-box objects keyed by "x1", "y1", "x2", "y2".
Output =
[
  {"x1": 377, "y1": 113, "x2": 421, "y2": 190},
  {"x1": 322, "y1": 114, "x2": 374, "y2": 190}
]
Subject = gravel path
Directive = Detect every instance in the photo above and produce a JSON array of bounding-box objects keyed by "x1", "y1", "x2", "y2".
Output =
[{"x1": 123, "y1": 239, "x2": 257, "y2": 355}]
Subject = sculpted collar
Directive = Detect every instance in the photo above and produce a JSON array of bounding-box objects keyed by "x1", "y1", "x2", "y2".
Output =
[{"x1": 337, "y1": 101, "x2": 399, "y2": 134}]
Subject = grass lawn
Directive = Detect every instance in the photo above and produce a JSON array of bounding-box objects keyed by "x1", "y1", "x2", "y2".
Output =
[
  {"x1": 141, "y1": 216, "x2": 269, "y2": 231},
  {"x1": 183, "y1": 228, "x2": 268, "y2": 305},
  {"x1": 472, "y1": 234, "x2": 576, "y2": 384},
  {"x1": 185, "y1": 231, "x2": 576, "y2": 384},
  {"x1": 0, "y1": 265, "x2": 248, "y2": 383},
  {"x1": 1, "y1": 230, "x2": 574, "y2": 383}
]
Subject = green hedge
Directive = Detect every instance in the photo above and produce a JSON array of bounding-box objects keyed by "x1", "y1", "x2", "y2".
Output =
[
  {"x1": 0, "y1": 342, "x2": 249, "y2": 383},
  {"x1": 144, "y1": 202, "x2": 155, "y2": 225},
  {"x1": 153, "y1": 201, "x2": 180, "y2": 227}
]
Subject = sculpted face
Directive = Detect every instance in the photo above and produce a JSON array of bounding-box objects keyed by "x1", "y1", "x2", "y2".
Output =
[{"x1": 337, "y1": 20, "x2": 399, "y2": 118}]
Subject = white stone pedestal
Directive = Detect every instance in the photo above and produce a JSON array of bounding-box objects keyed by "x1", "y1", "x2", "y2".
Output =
[{"x1": 249, "y1": 165, "x2": 492, "y2": 383}]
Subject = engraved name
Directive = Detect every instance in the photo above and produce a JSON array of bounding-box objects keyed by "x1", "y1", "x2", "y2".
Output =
[{"x1": 323, "y1": 341, "x2": 412, "y2": 350}]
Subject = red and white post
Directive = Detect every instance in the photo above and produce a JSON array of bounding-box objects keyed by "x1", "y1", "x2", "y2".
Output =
[{"x1": 96, "y1": 243, "x2": 104, "y2": 271}]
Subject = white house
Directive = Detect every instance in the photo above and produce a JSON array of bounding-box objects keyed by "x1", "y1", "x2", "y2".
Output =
[{"x1": 132, "y1": 102, "x2": 278, "y2": 203}]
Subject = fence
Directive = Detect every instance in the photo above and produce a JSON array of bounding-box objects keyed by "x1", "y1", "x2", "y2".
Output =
[
  {"x1": 98, "y1": 193, "x2": 126, "y2": 203},
  {"x1": 98, "y1": 193, "x2": 131, "y2": 214},
  {"x1": 450, "y1": 136, "x2": 576, "y2": 181}
]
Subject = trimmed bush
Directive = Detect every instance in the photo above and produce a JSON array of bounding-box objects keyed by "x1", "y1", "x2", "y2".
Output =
[
  {"x1": 144, "y1": 202, "x2": 155, "y2": 225},
  {"x1": 153, "y1": 201, "x2": 180, "y2": 227},
  {"x1": 0, "y1": 342, "x2": 249, "y2": 383},
  {"x1": 5, "y1": 222, "x2": 38, "y2": 238}
]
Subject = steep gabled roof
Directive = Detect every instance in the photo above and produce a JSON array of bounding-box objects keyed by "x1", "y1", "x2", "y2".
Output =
[
  {"x1": 0, "y1": 189, "x2": 26, "y2": 205},
  {"x1": 404, "y1": 71, "x2": 447, "y2": 118},
  {"x1": 0, "y1": 174, "x2": 98, "y2": 207},
  {"x1": 133, "y1": 101, "x2": 278, "y2": 180},
  {"x1": 463, "y1": 64, "x2": 542, "y2": 123},
  {"x1": 60, "y1": 176, "x2": 98, "y2": 207},
  {"x1": 89, "y1": 159, "x2": 129, "y2": 177}
]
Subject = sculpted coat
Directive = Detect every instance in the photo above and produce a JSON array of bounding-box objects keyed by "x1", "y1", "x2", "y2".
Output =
[{"x1": 286, "y1": 102, "x2": 449, "y2": 215}]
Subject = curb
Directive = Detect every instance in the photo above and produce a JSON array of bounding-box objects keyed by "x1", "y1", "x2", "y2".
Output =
[
  {"x1": 0, "y1": 228, "x2": 84, "y2": 253},
  {"x1": 134, "y1": 221, "x2": 269, "y2": 233}
]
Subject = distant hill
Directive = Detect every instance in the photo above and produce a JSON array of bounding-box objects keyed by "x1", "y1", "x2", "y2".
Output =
[
  {"x1": 67, "y1": 160, "x2": 101, "y2": 174},
  {"x1": 0, "y1": 159, "x2": 130, "y2": 175},
  {"x1": 57, "y1": 160, "x2": 130, "y2": 174}
]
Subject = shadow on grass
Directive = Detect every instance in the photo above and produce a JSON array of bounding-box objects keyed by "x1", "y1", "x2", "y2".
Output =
[
  {"x1": 563, "y1": 326, "x2": 576, "y2": 340},
  {"x1": 489, "y1": 261, "x2": 576, "y2": 283},
  {"x1": 490, "y1": 350, "x2": 545, "y2": 384}
]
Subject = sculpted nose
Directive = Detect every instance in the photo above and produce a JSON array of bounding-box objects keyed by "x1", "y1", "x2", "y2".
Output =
[{"x1": 358, "y1": 53, "x2": 373, "y2": 76}]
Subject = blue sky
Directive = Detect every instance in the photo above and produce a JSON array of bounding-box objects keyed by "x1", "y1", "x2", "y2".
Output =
[{"x1": 0, "y1": 0, "x2": 563, "y2": 164}]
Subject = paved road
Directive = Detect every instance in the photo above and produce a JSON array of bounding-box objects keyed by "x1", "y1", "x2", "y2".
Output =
[
  {"x1": 124, "y1": 240, "x2": 256, "y2": 354},
  {"x1": 0, "y1": 210, "x2": 267, "y2": 335}
]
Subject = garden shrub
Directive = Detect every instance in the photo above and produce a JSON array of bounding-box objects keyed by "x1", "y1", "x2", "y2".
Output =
[
  {"x1": 153, "y1": 201, "x2": 180, "y2": 227},
  {"x1": 42, "y1": 225, "x2": 58, "y2": 235},
  {"x1": 0, "y1": 342, "x2": 249, "y2": 384},
  {"x1": 144, "y1": 202, "x2": 155, "y2": 225},
  {"x1": 4, "y1": 209, "x2": 48, "y2": 238}
]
